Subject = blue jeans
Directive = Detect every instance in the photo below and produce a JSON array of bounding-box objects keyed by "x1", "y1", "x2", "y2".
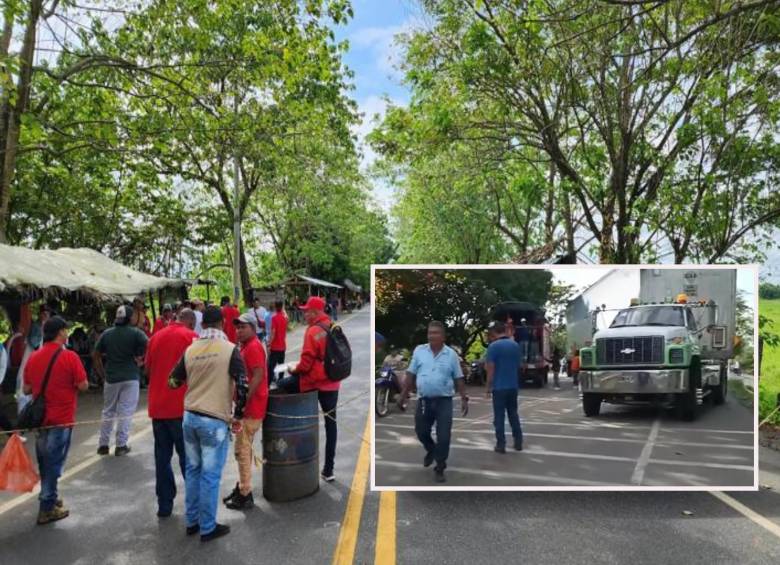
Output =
[
  {"x1": 414, "y1": 396, "x2": 453, "y2": 471},
  {"x1": 519, "y1": 341, "x2": 529, "y2": 363},
  {"x1": 492, "y1": 389, "x2": 523, "y2": 448},
  {"x1": 183, "y1": 411, "x2": 229, "y2": 535},
  {"x1": 35, "y1": 427, "x2": 73, "y2": 512},
  {"x1": 153, "y1": 419, "x2": 186, "y2": 515}
]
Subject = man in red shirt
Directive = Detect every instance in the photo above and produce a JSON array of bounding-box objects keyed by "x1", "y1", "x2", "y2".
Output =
[
  {"x1": 267, "y1": 300, "x2": 288, "y2": 380},
  {"x1": 144, "y1": 308, "x2": 198, "y2": 518},
  {"x1": 220, "y1": 296, "x2": 241, "y2": 344},
  {"x1": 23, "y1": 316, "x2": 88, "y2": 525},
  {"x1": 223, "y1": 313, "x2": 267, "y2": 510},
  {"x1": 289, "y1": 296, "x2": 339, "y2": 482},
  {"x1": 152, "y1": 303, "x2": 175, "y2": 335}
]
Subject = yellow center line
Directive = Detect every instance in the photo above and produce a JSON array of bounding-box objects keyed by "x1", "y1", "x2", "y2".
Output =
[
  {"x1": 332, "y1": 414, "x2": 372, "y2": 565},
  {"x1": 375, "y1": 491, "x2": 397, "y2": 565}
]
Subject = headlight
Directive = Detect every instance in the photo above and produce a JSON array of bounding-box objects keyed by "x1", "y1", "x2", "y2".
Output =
[{"x1": 669, "y1": 349, "x2": 684, "y2": 364}]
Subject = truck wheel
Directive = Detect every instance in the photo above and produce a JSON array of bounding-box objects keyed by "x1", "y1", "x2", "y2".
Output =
[
  {"x1": 677, "y1": 360, "x2": 702, "y2": 421},
  {"x1": 712, "y1": 364, "x2": 727, "y2": 405},
  {"x1": 583, "y1": 393, "x2": 601, "y2": 417}
]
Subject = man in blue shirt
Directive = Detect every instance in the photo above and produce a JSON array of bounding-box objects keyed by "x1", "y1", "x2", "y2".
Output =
[
  {"x1": 485, "y1": 321, "x2": 523, "y2": 453},
  {"x1": 398, "y1": 321, "x2": 468, "y2": 483}
]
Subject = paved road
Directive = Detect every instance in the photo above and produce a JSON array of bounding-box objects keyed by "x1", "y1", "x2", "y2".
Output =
[{"x1": 375, "y1": 376, "x2": 754, "y2": 488}]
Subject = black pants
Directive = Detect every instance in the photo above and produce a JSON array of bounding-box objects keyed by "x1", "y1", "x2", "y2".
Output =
[
  {"x1": 152, "y1": 418, "x2": 186, "y2": 515},
  {"x1": 318, "y1": 390, "x2": 338, "y2": 474},
  {"x1": 0, "y1": 411, "x2": 13, "y2": 432},
  {"x1": 414, "y1": 396, "x2": 453, "y2": 471},
  {"x1": 268, "y1": 350, "x2": 285, "y2": 381}
]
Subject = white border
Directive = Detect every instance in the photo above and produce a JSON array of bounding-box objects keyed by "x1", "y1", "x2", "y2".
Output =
[{"x1": 369, "y1": 263, "x2": 759, "y2": 492}]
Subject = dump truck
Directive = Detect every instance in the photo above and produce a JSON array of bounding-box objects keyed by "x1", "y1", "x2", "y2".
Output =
[
  {"x1": 492, "y1": 301, "x2": 551, "y2": 387},
  {"x1": 572, "y1": 268, "x2": 737, "y2": 420}
]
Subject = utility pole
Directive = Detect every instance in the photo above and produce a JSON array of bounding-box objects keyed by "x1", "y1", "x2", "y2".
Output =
[{"x1": 232, "y1": 92, "x2": 241, "y2": 307}]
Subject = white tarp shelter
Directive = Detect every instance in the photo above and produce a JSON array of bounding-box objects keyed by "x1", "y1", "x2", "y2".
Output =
[{"x1": 0, "y1": 244, "x2": 186, "y2": 302}]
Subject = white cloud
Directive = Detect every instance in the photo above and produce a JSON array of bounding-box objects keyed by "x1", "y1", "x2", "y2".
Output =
[{"x1": 349, "y1": 16, "x2": 426, "y2": 79}]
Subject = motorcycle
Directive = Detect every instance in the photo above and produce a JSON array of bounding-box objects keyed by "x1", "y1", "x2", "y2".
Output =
[
  {"x1": 375, "y1": 365, "x2": 402, "y2": 417},
  {"x1": 469, "y1": 359, "x2": 486, "y2": 386}
]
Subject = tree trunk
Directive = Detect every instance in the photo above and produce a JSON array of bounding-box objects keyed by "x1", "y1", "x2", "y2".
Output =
[
  {"x1": 238, "y1": 233, "x2": 252, "y2": 307},
  {"x1": 545, "y1": 163, "x2": 555, "y2": 247},
  {"x1": 0, "y1": 0, "x2": 42, "y2": 243}
]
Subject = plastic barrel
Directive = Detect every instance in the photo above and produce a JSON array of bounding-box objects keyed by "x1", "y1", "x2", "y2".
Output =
[{"x1": 262, "y1": 390, "x2": 320, "y2": 502}]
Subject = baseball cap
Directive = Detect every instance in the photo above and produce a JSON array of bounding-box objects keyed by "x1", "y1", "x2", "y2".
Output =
[
  {"x1": 115, "y1": 305, "x2": 132, "y2": 322},
  {"x1": 299, "y1": 296, "x2": 326, "y2": 311},
  {"x1": 233, "y1": 313, "x2": 257, "y2": 330},
  {"x1": 43, "y1": 316, "x2": 71, "y2": 340},
  {"x1": 202, "y1": 305, "x2": 223, "y2": 325}
]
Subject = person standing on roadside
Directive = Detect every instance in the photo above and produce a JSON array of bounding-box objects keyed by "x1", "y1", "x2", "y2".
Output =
[
  {"x1": 267, "y1": 300, "x2": 287, "y2": 379},
  {"x1": 191, "y1": 299, "x2": 205, "y2": 336},
  {"x1": 398, "y1": 321, "x2": 468, "y2": 483},
  {"x1": 168, "y1": 306, "x2": 248, "y2": 542},
  {"x1": 287, "y1": 296, "x2": 340, "y2": 482},
  {"x1": 23, "y1": 316, "x2": 88, "y2": 525},
  {"x1": 153, "y1": 304, "x2": 175, "y2": 335},
  {"x1": 220, "y1": 296, "x2": 241, "y2": 344},
  {"x1": 484, "y1": 321, "x2": 523, "y2": 453},
  {"x1": 223, "y1": 313, "x2": 267, "y2": 510},
  {"x1": 93, "y1": 305, "x2": 148, "y2": 456},
  {"x1": 144, "y1": 308, "x2": 198, "y2": 518}
]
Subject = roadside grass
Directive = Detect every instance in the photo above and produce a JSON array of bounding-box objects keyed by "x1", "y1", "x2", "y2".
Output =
[
  {"x1": 759, "y1": 299, "x2": 780, "y2": 425},
  {"x1": 729, "y1": 379, "x2": 753, "y2": 410}
]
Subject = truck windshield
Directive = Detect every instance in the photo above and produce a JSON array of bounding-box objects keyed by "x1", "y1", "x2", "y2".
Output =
[{"x1": 610, "y1": 306, "x2": 685, "y2": 328}]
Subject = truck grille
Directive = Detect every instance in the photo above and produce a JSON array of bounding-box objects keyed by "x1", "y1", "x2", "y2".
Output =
[{"x1": 596, "y1": 336, "x2": 664, "y2": 366}]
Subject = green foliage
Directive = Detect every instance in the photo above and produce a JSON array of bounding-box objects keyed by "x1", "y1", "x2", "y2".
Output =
[
  {"x1": 760, "y1": 282, "x2": 780, "y2": 300},
  {"x1": 759, "y1": 299, "x2": 780, "y2": 425}
]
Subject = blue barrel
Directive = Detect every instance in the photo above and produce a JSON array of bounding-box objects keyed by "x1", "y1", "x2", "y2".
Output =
[{"x1": 262, "y1": 390, "x2": 320, "y2": 502}]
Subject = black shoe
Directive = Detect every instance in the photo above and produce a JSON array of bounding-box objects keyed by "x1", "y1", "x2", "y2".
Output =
[
  {"x1": 97, "y1": 445, "x2": 109, "y2": 456},
  {"x1": 434, "y1": 468, "x2": 446, "y2": 483},
  {"x1": 423, "y1": 451, "x2": 435, "y2": 467},
  {"x1": 514, "y1": 443, "x2": 523, "y2": 451},
  {"x1": 201, "y1": 523, "x2": 230, "y2": 542},
  {"x1": 225, "y1": 491, "x2": 254, "y2": 510},
  {"x1": 321, "y1": 470, "x2": 335, "y2": 482},
  {"x1": 186, "y1": 524, "x2": 200, "y2": 536},
  {"x1": 157, "y1": 509, "x2": 172, "y2": 518},
  {"x1": 115, "y1": 445, "x2": 131, "y2": 456},
  {"x1": 222, "y1": 482, "x2": 240, "y2": 504},
  {"x1": 494, "y1": 445, "x2": 506, "y2": 454}
]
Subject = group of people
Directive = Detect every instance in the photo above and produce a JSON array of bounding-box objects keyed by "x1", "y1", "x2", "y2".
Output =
[{"x1": 2, "y1": 293, "x2": 343, "y2": 543}]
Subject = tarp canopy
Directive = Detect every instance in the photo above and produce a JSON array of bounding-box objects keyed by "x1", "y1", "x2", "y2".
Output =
[
  {"x1": 343, "y1": 279, "x2": 362, "y2": 293},
  {"x1": 285, "y1": 274, "x2": 342, "y2": 289},
  {"x1": 0, "y1": 244, "x2": 187, "y2": 303}
]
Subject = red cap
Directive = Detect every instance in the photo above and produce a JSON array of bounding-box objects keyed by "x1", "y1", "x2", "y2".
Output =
[{"x1": 299, "y1": 296, "x2": 326, "y2": 311}]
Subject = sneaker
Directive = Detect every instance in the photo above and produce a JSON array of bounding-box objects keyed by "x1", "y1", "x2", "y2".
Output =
[
  {"x1": 186, "y1": 524, "x2": 200, "y2": 536},
  {"x1": 36, "y1": 506, "x2": 69, "y2": 525},
  {"x1": 157, "y1": 508, "x2": 172, "y2": 518},
  {"x1": 97, "y1": 445, "x2": 109, "y2": 455},
  {"x1": 115, "y1": 445, "x2": 131, "y2": 456},
  {"x1": 225, "y1": 491, "x2": 254, "y2": 510},
  {"x1": 321, "y1": 470, "x2": 335, "y2": 482},
  {"x1": 201, "y1": 523, "x2": 230, "y2": 542},
  {"x1": 423, "y1": 451, "x2": 435, "y2": 467},
  {"x1": 514, "y1": 443, "x2": 523, "y2": 451},
  {"x1": 222, "y1": 482, "x2": 240, "y2": 504},
  {"x1": 494, "y1": 445, "x2": 506, "y2": 454},
  {"x1": 434, "y1": 468, "x2": 446, "y2": 483}
]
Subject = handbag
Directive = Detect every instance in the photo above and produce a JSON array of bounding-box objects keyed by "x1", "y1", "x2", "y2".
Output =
[{"x1": 17, "y1": 348, "x2": 63, "y2": 430}]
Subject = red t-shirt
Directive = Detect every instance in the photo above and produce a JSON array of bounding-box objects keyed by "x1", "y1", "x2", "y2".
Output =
[
  {"x1": 145, "y1": 322, "x2": 197, "y2": 419},
  {"x1": 152, "y1": 317, "x2": 173, "y2": 335},
  {"x1": 240, "y1": 336, "x2": 268, "y2": 420},
  {"x1": 24, "y1": 342, "x2": 87, "y2": 426},
  {"x1": 270, "y1": 312, "x2": 287, "y2": 352},
  {"x1": 222, "y1": 305, "x2": 241, "y2": 343}
]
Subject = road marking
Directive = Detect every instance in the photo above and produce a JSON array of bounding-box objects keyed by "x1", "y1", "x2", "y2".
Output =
[
  {"x1": 0, "y1": 424, "x2": 154, "y2": 516},
  {"x1": 374, "y1": 491, "x2": 396, "y2": 565},
  {"x1": 631, "y1": 418, "x2": 661, "y2": 486},
  {"x1": 332, "y1": 414, "x2": 371, "y2": 565},
  {"x1": 710, "y1": 491, "x2": 780, "y2": 539},
  {"x1": 647, "y1": 458, "x2": 753, "y2": 471}
]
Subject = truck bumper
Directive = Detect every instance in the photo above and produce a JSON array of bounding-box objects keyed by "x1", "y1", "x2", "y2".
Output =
[{"x1": 580, "y1": 369, "x2": 689, "y2": 394}]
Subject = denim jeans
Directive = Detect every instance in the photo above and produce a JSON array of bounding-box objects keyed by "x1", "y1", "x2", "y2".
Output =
[
  {"x1": 183, "y1": 411, "x2": 229, "y2": 535},
  {"x1": 414, "y1": 396, "x2": 453, "y2": 471},
  {"x1": 153, "y1": 418, "x2": 186, "y2": 515},
  {"x1": 519, "y1": 341, "x2": 529, "y2": 364},
  {"x1": 35, "y1": 427, "x2": 73, "y2": 512},
  {"x1": 492, "y1": 389, "x2": 523, "y2": 448}
]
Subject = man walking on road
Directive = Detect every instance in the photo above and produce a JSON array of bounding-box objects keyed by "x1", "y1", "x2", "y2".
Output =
[
  {"x1": 144, "y1": 308, "x2": 198, "y2": 518},
  {"x1": 93, "y1": 305, "x2": 148, "y2": 456},
  {"x1": 168, "y1": 306, "x2": 248, "y2": 542},
  {"x1": 398, "y1": 321, "x2": 468, "y2": 483},
  {"x1": 267, "y1": 300, "x2": 287, "y2": 378},
  {"x1": 288, "y1": 296, "x2": 340, "y2": 482},
  {"x1": 23, "y1": 316, "x2": 88, "y2": 525},
  {"x1": 223, "y1": 313, "x2": 267, "y2": 510},
  {"x1": 485, "y1": 321, "x2": 523, "y2": 453}
]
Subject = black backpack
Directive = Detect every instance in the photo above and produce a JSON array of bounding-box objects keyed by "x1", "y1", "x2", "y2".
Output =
[
  {"x1": 18, "y1": 348, "x2": 63, "y2": 430},
  {"x1": 316, "y1": 323, "x2": 352, "y2": 381}
]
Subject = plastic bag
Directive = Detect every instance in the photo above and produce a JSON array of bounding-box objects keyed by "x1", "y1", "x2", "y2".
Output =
[{"x1": 0, "y1": 433, "x2": 40, "y2": 492}]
